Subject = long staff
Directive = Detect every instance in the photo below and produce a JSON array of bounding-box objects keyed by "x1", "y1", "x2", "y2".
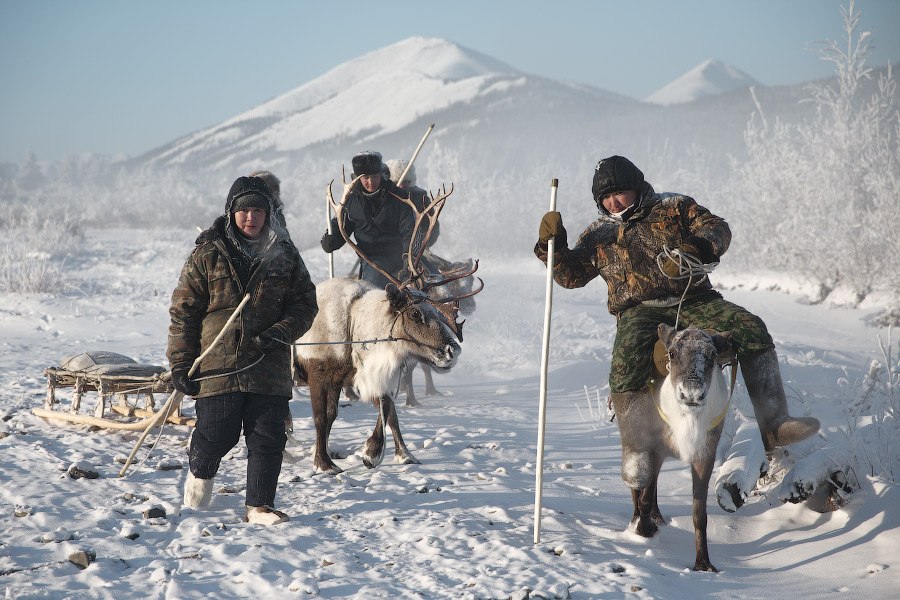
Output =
[
  {"x1": 326, "y1": 193, "x2": 335, "y2": 278},
  {"x1": 118, "y1": 293, "x2": 251, "y2": 477},
  {"x1": 533, "y1": 178, "x2": 558, "y2": 544},
  {"x1": 395, "y1": 123, "x2": 434, "y2": 187}
]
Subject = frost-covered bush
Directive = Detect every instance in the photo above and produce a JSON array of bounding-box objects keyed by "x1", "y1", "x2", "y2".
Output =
[
  {"x1": 0, "y1": 204, "x2": 84, "y2": 293},
  {"x1": 836, "y1": 328, "x2": 899, "y2": 481},
  {"x1": 727, "y1": 1, "x2": 900, "y2": 305}
]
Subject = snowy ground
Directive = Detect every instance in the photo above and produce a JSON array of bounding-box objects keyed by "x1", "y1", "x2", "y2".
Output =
[{"x1": 1, "y1": 228, "x2": 898, "y2": 599}]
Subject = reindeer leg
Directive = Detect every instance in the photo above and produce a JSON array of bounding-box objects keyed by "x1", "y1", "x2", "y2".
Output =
[
  {"x1": 382, "y1": 394, "x2": 420, "y2": 465},
  {"x1": 422, "y1": 364, "x2": 440, "y2": 397},
  {"x1": 402, "y1": 364, "x2": 419, "y2": 407},
  {"x1": 311, "y1": 379, "x2": 342, "y2": 475},
  {"x1": 629, "y1": 451, "x2": 663, "y2": 538},
  {"x1": 362, "y1": 396, "x2": 387, "y2": 469},
  {"x1": 691, "y1": 455, "x2": 718, "y2": 572},
  {"x1": 650, "y1": 474, "x2": 666, "y2": 526}
]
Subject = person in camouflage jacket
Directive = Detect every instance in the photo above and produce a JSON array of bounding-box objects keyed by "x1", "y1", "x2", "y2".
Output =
[
  {"x1": 535, "y1": 155, "x2": 818, "y2": 452},
  {"x1": 168, "y1": 175, "x2": 318, "y2": 524}
]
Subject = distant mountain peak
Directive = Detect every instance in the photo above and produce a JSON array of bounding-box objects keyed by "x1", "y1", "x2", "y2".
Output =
[{"x1": 644, "y1": 59, "x2": 759, "y2": 105}]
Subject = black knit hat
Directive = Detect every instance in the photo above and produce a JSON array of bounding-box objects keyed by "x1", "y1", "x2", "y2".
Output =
[
  {"x1": 227, "y1": 176, "x2": 271, "y2": 213},
  {"x1": 591, "y1": 155, "x2": 644, "y2": 203},
  {"x1": 352, "y1": 151, "x2": 383, "y2": 177}
]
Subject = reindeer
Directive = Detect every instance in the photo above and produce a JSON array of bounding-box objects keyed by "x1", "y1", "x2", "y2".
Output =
[
  {"x1": 294, "y1": 178, "x2": 478, "y2": 474},
  {"x1": 611, "y1": 323, "x2": 733, "y2": 572},
  {"x1": 400, "y1": 251, "x2": 481, "y2": 406}
]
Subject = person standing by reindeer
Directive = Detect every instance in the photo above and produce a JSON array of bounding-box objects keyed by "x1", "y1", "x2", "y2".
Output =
[
  {"x1": 168, "y1": 175, "x2": 318, "y2": 525},
  {"x1": 320, "y1": 151, "x2": 415, "y2": 290},
  {"x1": 534, "y1": 155, "x2": 820, "y2": 453}
]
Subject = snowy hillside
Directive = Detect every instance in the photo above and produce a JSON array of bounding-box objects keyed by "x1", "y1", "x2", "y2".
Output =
[
  {"x1": 140, "y1": 36, "x2": 633, "y2": 171},
  {"x1": 1, "y1": 229, "x2": 898, "y2": 598},
  {"x1": 644, "y1": 59, "x2": 760, "y2": 105}
]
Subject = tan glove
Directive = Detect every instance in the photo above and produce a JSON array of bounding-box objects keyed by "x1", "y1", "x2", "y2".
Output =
[
  {"x1": 538, "y1": 211, "x2": 567, "y2": 245},
  {"x1": 660, "y1": 242, "x2": 701, "y2": 278}
]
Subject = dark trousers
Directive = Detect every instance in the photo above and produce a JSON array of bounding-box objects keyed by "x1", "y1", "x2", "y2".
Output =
[{"x1": 189, "y1": 392, "x2": 290, "y2": 508}]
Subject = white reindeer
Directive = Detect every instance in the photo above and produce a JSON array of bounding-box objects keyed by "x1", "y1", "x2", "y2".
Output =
[{"x1": 612, "y1": 323, "x2": 732, "y2": 572}]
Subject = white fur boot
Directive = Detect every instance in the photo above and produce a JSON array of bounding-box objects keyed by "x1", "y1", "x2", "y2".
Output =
[
  {"x1": 245, "y1": 505, "x2": 289, "y2": 525},
  {"x1": 183, "y1": 472, "x2": 213, "y2": 509}
]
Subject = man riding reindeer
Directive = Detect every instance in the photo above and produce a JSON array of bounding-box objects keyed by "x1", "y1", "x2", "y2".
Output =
[
  {"x1": 320, "y1": 151, "x2": 415, "y2": 290},
  {"x1": 534, "y1": 155, "x2": 820, "y2": 453}
]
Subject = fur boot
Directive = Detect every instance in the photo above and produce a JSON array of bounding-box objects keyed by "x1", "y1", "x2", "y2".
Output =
[
  {"x1": 183, "y1": 472, "x2": 213, "y2": 509},
  {"x1": 245, "y1": 505, "x2": 289, "y2": 525},
  {"x1": 739, "y1": 348, "x2": 820, "y2": 451}
]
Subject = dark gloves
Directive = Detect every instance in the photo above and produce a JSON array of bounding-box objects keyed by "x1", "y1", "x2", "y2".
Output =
[
  {"x1": 171, "y1": 367, "x2": 200, "y2": 396},
  {"x1": 538, "y1": 211, "x2": 567, "y2": 246},
  {"x1": 252, "y1": 329, "x2": 285, "y2": 355},
  {"x1": 320, "y1": 231, "x2": 335, "y2": 252},
  {"x1": 320, "y1": 231, "x2": 346, "y2": 253}
]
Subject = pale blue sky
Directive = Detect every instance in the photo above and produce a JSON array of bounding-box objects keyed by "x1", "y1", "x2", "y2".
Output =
[{"x1": 2, "y1": 0, "x2": 898, "y2": 164}]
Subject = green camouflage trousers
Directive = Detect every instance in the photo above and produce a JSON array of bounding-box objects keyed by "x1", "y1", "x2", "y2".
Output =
[{"x1": 609, "y1": 291, "x2": 774, "y2": 393}]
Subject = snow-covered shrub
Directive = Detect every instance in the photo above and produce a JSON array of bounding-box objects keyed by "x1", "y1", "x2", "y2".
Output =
[
  {"x1": 0, "y1": 203, "x2": 83, "y2": 293},
  {"x1": 727, "y1": 0, "x2": 899, "y2": 306},
  {"x1": 836, "y1": 328, "x2": 899, "y2": 481}
]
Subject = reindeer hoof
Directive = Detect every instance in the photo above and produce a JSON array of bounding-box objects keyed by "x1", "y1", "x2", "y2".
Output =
[
  {"x1": 314, "y1": 462, "x2": 343, "y2": 476},
  {"x1": 693, "y1": 560, "x2": 718, "y2": 573},
  {"x1": 394, "y1": 453, "x2": 420, "y2": 465},
  {"x1": 632, "y1": 517, "x2": 659, "y2": 538},
  {"x1": 405, "y1": 398, "x2": 421, "y2": 407}
]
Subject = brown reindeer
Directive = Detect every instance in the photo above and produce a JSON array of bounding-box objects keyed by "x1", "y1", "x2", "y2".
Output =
[
  {"x1": 294, "y1": 178, "x2": 478, "y2": 474},
  {"x1": 612, "y1": 324, "x2": 733, "y2": 572}
]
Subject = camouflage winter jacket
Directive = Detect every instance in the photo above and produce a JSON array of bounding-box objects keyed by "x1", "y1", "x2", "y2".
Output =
[
  {"x1": 534, "y1": 184, "x2": 731, "y2": 316},
  {"x1": 167, "y1": 216, "x2": 318, "y2": 399}
]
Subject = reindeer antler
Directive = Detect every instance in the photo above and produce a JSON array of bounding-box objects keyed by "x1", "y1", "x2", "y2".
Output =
[
  {"x1": 327, "y1": 178, "x2": 404, "y2": 288},
  {"x1": 385, "y1": 183, "x2": 455, "y2": 289}
]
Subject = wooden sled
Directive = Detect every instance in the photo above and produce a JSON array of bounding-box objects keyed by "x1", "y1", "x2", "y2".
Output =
[{"x1": 33, "y1": 351, "x2": 195, "y2": 430}]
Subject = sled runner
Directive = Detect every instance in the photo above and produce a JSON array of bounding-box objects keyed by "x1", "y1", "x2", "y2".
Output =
[{"x1": 33, "y1": 351, "x2": 195, "y2": 430}]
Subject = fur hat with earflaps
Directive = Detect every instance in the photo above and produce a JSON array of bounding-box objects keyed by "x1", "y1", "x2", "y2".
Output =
[
  {"x1": 227, "y1": 176, "x2": 272, "y2": 213},
  {"x1": 591, "y1": 155, "x2": 645, "y2": 210},
  {"x1": 351, "y1": 151, "x2": 384, "y2": 177},
  {"x1": 385, "y1": 159, "x2": 416, "y2": 187}
]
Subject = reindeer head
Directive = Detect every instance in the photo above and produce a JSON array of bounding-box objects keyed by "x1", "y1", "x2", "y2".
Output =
[
  {"x1": 658, "y1": 324, "x2": 732, "y2": 408},
  {"x1": 386, "y1": 283, "x2": 461, "y2": 372}
]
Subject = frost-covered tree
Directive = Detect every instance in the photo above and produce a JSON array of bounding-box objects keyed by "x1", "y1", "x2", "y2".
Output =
[{"x1": 728, "y1": 0, "x2": 899, "y2": 305}]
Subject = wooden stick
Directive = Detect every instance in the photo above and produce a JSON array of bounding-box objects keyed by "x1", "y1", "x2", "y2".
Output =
[
  {"x1": 395, "y1": 123, "x2": 434, "y2": 187},
  {"x1": 326, "y1": 189, "x2": 334, "y2": 278},
  {"x1": 533, "y1": 178, "x2": 559, "y2": 545},
  {"x1": 117, "y1": 294, "x2": 251, "y2": 477}
]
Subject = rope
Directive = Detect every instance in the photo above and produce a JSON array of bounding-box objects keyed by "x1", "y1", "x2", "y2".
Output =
[{"x1": 656, "y1": 246, "x2": 718, "y2": 330}]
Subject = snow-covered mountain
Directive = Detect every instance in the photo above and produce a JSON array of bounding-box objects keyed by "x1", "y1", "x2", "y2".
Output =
[
  {"x1": 140, "y1": 36, "x2": 635, "y2": 172},
  {"x1": 127, "y1": 38, "x2": 818, "y2": 257},
  {"x1": 644, "y1": 59, "x2": 760, "y2": 105}
]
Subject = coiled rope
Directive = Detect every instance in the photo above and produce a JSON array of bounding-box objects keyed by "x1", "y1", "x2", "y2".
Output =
[{"x1": 655, "y1": 246, "x2": 718, "y2": 329}]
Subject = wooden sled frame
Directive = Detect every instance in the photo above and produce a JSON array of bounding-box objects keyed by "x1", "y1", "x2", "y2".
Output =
[{"x1": 33, "y1": 353, "x2": 195, "y2": 430}]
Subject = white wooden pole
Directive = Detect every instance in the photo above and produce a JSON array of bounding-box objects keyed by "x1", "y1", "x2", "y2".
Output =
[
  {"x1": 534, "y1": 178, "x2": 558, "y2": 545},
  {"x1": 326, "y1": 192, "x2": 334, "y2": 278}
]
